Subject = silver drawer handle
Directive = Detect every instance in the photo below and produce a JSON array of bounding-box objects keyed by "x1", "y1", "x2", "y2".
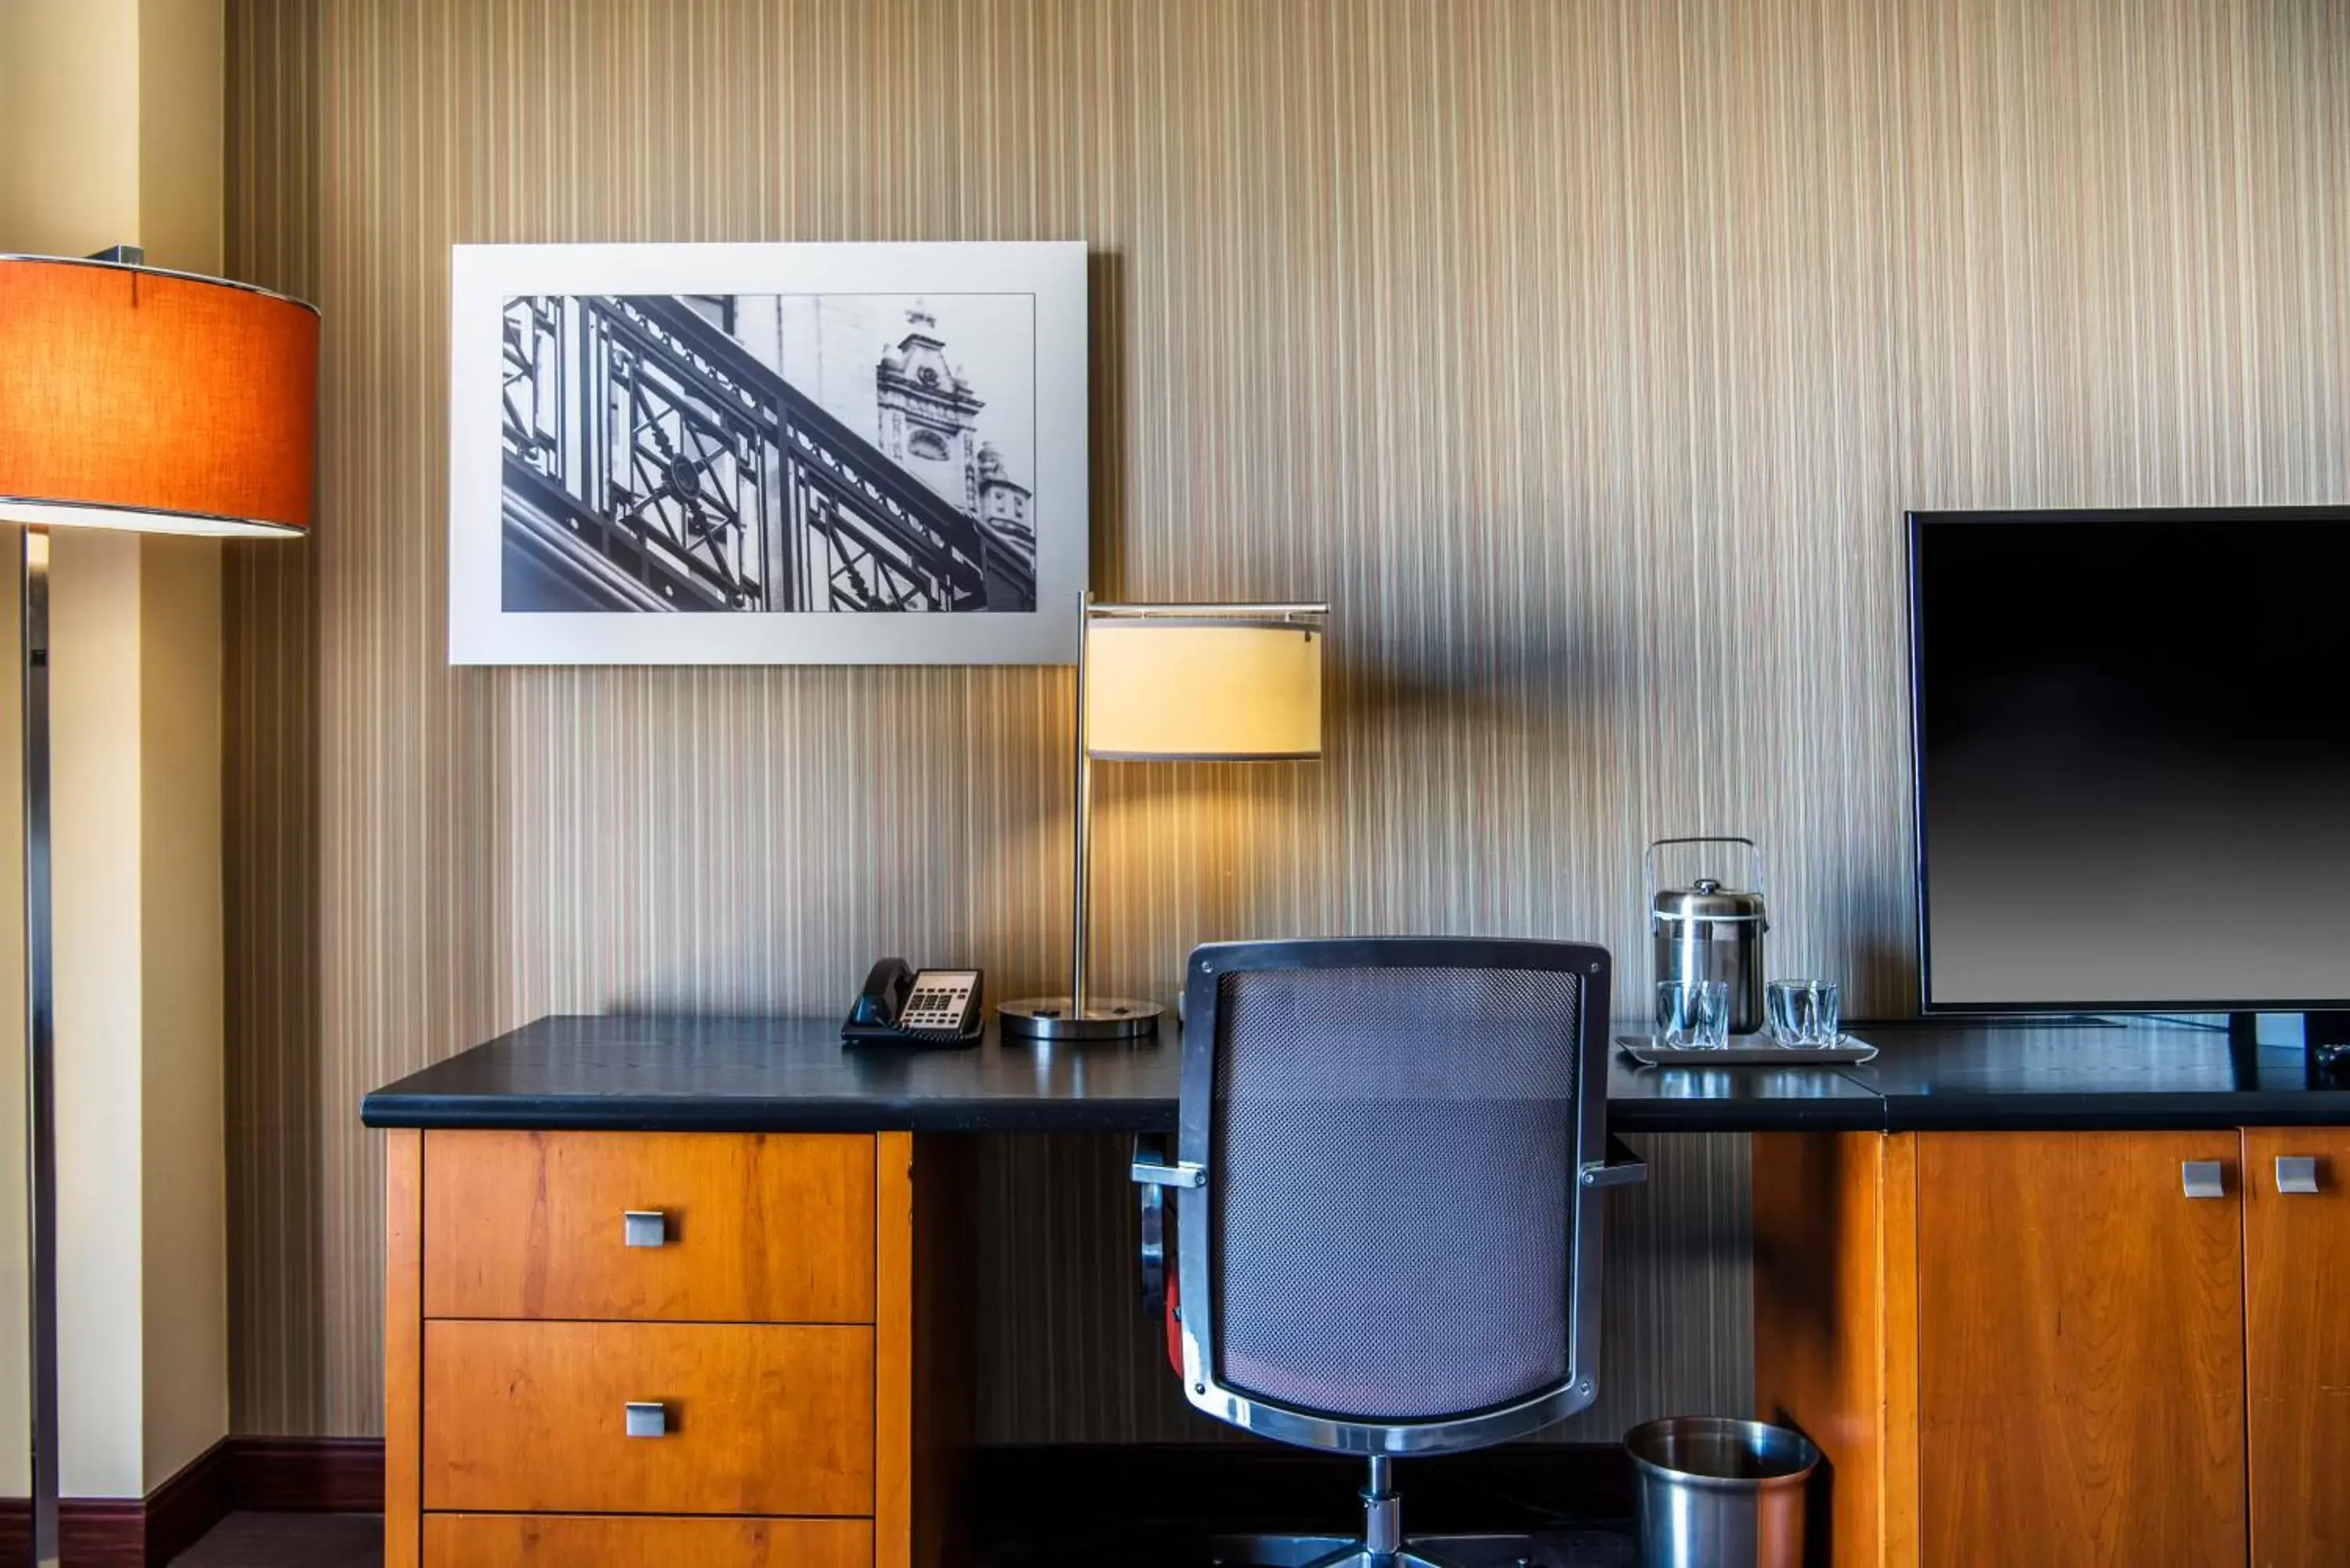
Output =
[
  {"x1": 624, "y1": 1400, "x2": 667, "y2": 1438},
  {"x1": 2276, "y1": 1156, "x2": 2321, "y2": 1195},
  {"x1": 623, "y1": 1210, "x2": 668, "y2": 1248},
  {"x1": 2182, "y1": 1160, "x2": 2226, "y2": 1199}
]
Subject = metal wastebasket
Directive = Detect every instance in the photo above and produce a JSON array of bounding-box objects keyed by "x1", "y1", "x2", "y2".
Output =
[{"x1": 1625, "y1": 1416, "x2": 1819, "y2": 1567}]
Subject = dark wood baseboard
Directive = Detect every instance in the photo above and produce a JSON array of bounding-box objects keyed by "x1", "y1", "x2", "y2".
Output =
[
  {"x1": 0, "y1": 1435, "x2": 387, "y2": 1568},
  {"x1": 0, "y1": 1498, "x2": 146, "y2": 1568},
  {"x1": 141, "y1": 1438, "x2": 233, "y2": 1566},
  {"x1": 223, "y1": 1437, "x2": 384, "y2": 1514},
  {"x1": 0, "y1": 1469, "x2": 194, "y2": 1568}
]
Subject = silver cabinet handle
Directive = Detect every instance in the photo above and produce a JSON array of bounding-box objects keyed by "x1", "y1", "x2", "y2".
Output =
[
  {"x1": 624, "y1": 1400, "x2": 667, "y2": 1438},
  {"x1": 623, "y1": 1210, "x2": 668, "y2": 1248},
  {"x1": 2276, "y1": 1156, "x2": 2321, "y2": 1195},
  {"x1": 2182, "y1": 1160, "x2": 2227, "y2": 1199}
]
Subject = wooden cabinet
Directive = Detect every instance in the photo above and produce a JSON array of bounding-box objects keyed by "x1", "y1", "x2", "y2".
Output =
[
  {"x1": 1758, "y1": 1127, "x2": 2326, "y2": 1568},
  {"x1": 1914, "y1": 1133, "x2": 2246, "y2": 1568},
  {"x1": 2243, "y1": 1128, "x2": 2350, "y2": 1568},
  {"x1": 386, "y1": 1129, "x2": 970, "y2": 1568}
]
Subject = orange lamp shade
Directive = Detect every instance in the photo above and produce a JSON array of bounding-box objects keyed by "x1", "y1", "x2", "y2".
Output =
[{"x1": 0, "y1": 255, "x2": 320, "y2": 537}]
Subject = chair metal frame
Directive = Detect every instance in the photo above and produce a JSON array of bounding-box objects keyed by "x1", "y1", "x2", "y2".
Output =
[{"x1": 1134, "y1": 936, "x2": 1643, "y2": 1462}]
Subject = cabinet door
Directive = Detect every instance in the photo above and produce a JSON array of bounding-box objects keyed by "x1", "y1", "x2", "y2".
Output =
[
  {"x1": 1918, "y1": 1132, "x2": 2246, "y2": 1568},
  {"x1": 2244, "y1": 1127, "x2": 2350, "y2": 1568}
]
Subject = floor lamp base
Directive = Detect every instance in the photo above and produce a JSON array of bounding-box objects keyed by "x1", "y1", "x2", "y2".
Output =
[{"x1": 998, "y1": 997, "x2": 1162, "y2": 1042}]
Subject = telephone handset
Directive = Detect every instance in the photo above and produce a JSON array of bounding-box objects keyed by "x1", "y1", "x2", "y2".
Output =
[{"x1": 843, "y1": 959, "x2": 985, "y2": 1047}]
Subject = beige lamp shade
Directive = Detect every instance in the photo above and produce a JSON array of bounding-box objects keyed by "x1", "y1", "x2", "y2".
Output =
[{"x1": 1083, "y1": 613, "x2": 1323, "y2": 760}]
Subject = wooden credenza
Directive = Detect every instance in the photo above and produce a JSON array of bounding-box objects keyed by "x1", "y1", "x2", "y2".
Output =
[
  {"x1": 383, "y1": 1128, "x2": 971, "y2": 1568},
  {"x1": 1755, "y1": 1127, "x2": 2350, "y2": 1568},
  {"x1": 363, "y1": 1016, "x2": 2350, "y2": 1568}
]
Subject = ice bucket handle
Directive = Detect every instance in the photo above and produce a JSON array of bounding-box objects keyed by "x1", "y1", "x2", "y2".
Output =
[{"x1": 1643, "y1": 836, "x2": 1767, "y2": 910}]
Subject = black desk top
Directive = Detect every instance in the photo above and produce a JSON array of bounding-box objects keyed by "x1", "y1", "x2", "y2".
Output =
[
  {"x1": 359, "y1": 1013, "x2": 2350, "y2": 1135},
  {"x1": 1834, "y1": 1019, "x2": 2350, "y2": 1130},
  {"x1": 359, "y1": 1013, "x2": 1188, "y2": 1134}
]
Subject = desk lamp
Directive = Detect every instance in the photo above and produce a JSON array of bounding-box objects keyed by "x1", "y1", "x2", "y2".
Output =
[
  {"x1": 1000, "y1": 596, "x2": 1325, "y2": 1041},
  {"x1": 0, "y1": 252, "x2": 319, "y2": 1566}
]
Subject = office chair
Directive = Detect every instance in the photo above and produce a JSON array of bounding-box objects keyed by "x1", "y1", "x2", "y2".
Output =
[{"x1": 1133, "y1": 938, "x2": 1645, "y2": 1568}]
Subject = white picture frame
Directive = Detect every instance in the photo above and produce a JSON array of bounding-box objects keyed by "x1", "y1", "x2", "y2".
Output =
[{"x1": 447, "y1": 241, "x2": 1087, "y2": 665}]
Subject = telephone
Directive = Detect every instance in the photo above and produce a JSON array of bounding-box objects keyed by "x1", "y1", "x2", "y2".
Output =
[{"x1": 843, "y1": 959, "x2": 985, "y2": 1047}]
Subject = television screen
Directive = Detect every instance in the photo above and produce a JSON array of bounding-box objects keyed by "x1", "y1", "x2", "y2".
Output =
[{"x1": 1911, "y1": 508, "x2": 2350, "y2": 1012}]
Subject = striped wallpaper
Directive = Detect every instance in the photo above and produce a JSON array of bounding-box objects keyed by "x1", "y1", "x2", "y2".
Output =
[{"x1": 222, "y1": 0, "x2": 2348, "y2": 1440}]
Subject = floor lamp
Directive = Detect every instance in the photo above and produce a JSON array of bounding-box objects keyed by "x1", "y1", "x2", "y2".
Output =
[
  {"x1": 0, "y1": 252, "x2": 319, "y2": 1565},
  {"x1": 1000, "y1": 596, "x2": 1325, "y2": 1041}
]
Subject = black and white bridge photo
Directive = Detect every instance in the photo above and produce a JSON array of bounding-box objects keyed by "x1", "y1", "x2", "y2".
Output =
[{"x1": 498, "y1": 291, "x2": 1038, "y2": 617}]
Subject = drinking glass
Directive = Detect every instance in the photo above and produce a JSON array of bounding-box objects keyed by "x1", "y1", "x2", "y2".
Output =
[
  {"x1": 1766, "y1": 979, "x2": 1842, "y2": 1047},
  {"x1": 1657, "y1": 979, "x2": 1731, "y2": 1050}
]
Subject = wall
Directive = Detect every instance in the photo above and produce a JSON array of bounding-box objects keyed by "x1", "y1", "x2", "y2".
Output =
[
  {"x1": 48, "y1": 533, "x2": 148, "y2": 1496},
  {"x1": 2, "y1": 0, "x2": 235, "y2": 1498},
  {"x1": 0, "y1": 16, "x2": 145, "y2": 1480},
  {"x1": 139, "y1": 531, "x2": 229, "y2": 1489},
  {"x1": 134, "y1": 0, "x2": 237, "y2": 1492},
  {"x1": 0, "y1": 0, "x2": 141, "y2": 258},
  {"x1": 0, "y1": 0, "x2": 83, "y2": 1492},
  {"x1": 138, "y1": 0, "x2": 228, "y2": 274},
  {"x1": 220, "y1": 0, "x2": 2350, "y2": 1441}
]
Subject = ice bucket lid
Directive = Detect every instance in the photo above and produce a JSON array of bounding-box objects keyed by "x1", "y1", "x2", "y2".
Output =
[{"x1": 1652, "y1": 877, "x2": 1767, "y2": 926}]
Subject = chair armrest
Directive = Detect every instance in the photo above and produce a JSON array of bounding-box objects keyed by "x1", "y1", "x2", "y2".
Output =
[
  {"x1": 1131, "y1": 1133, "x2": 1194, "y2": 1318},
  {"x1": 1581, "y1": 1133, "x2": 1649, "y2": 1189},
  {"x1": 1130, "y1": 1133, "x2": 1205, "y2": 1188}
]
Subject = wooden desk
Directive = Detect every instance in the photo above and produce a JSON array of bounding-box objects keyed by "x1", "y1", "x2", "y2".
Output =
[{"x1": 364, "y1": 1017, "x2": 2350, "y2": 1567}]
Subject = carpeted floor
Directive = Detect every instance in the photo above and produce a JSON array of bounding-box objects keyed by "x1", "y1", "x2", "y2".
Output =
[{"x1": 171, "y1": 1514, "x2": 384, "y2": 1567}]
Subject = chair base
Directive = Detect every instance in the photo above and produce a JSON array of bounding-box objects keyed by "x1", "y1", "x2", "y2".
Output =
[
  {"x1": 1204, "y1": 1455, "x2": 1535, "y2": 1568},
  {"x1": 1208, "y1": 1534, "x2": 1534, "y2": 1568}
]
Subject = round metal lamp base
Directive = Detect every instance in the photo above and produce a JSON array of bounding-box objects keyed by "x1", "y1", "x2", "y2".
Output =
[{"x1": 998, "y1": 997, "x2": 1162, "y2": 1041}]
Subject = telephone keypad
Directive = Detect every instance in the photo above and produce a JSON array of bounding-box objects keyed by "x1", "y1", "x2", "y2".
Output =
[{"x1": 902, "y1": 970, "x2": 978, "y2": 1032}]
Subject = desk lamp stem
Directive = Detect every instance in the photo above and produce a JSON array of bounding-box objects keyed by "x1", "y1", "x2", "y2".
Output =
[{"x1": 999, "y1": 591, "x2": 1158, "y2": 1041}]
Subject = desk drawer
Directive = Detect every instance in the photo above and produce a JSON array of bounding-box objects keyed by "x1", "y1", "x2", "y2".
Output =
[
  {"x1": 422, "y1": 1515, "x2": 872, "y2": 1567},
  {"x1": 423, "y1": 1130, "x2": 875, "y2": 1322},
  {"x1": 421, "y1": 1321, "x2": 873, "y2": 1516}
]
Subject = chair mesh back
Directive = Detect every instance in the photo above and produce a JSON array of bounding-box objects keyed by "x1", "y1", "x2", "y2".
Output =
[{"x1": 1209, "y1": 963, "x2": 1582, "y2": 1422}]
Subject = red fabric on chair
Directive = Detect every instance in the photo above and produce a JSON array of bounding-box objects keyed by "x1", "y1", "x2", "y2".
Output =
[{"x1": 1166, "y1": 1274, "x2": 1184, "y2": 1374}]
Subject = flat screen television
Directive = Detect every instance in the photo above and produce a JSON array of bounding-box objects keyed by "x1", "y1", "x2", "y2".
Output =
[{"x1": 1909, "y1": 507, "x2": 2350, "y2": 1016}]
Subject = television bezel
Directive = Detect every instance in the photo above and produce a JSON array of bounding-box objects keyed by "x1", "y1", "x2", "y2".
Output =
[{"x1": 1907, "y1": 504, "x2": 2350, "y2": 1016}]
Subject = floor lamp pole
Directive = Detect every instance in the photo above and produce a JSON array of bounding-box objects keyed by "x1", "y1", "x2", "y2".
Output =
[{"x1": 22, "y1": 525, "x2": 58, "y2": 1568}]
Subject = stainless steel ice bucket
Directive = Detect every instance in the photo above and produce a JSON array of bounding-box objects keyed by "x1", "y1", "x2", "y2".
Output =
[{"x1": 1647, "y1": 836, "x2": 1770, "y2": 1036}]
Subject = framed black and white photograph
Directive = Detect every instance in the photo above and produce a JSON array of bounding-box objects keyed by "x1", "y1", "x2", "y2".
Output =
[{"x1": 447, "y1": 242, "x2": 1087, "y2": 664}]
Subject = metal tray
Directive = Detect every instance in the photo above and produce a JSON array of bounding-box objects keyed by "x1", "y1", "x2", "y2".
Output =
[{"x1": 1615, "y1": 1034, "x2": 1878, "y2": 1067}]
